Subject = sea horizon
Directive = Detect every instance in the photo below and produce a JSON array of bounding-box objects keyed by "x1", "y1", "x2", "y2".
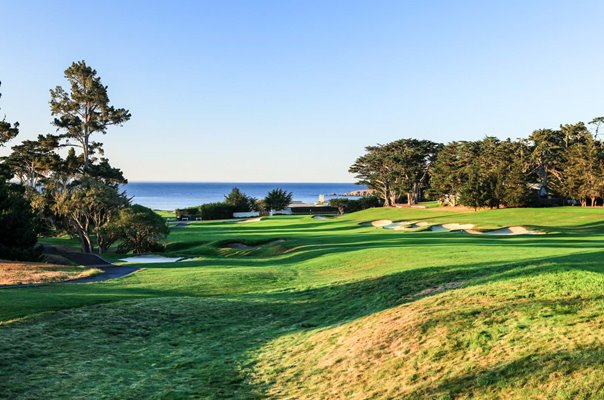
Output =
[{"x1": 123, "y1": 181, "x2": 367, "y2": 210}]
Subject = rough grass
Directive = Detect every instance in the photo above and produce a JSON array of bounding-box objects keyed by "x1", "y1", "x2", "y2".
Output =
[
  {"x1": 0, "y1": 262, "x2": 102, "y2": 286},
  {"x1": 2, "y1": 207, "x2": 604, "y2": 399}
]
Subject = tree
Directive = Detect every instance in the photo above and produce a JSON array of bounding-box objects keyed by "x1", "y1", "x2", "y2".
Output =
[
  {"x1": 114, "y1": 205, "x2": 169, "y2": 254},
  {"x1": 50, "y1": 61, "x2": 131, "y2": 169},
  {"x1": 329, "y1": 198, "x2": 349, "y2": 215},
  {"x1": 430, "y1": 141, "x2": 475, "y2": 206},
  {"x1": 0, "y1": 83, "x2": 39, "y2": 260},
  {"x1": 349, "y1": 145, "x2": 398, "y2": 206},
  {"x1": 350, "y1": 139, "x2": 440, "y2": 206},
  {"x1": 562, "y1": 134, "x2": 604, "y2": 206},
  {"x1": 264, "y1": 189, "x2": 293, "y2": 212},
  {"x1": 3, "y1": 134, "x2": 60, "y2": 188},
  {"x1": 501, "y1": 141, "x2": 533, "y2": 208},
  {"x1": 459, "y1": 164, "x2": 490, "y2": 210},
  {"x1": 589, "y1": 116, "x2": 604, "y2": 138},
  {"x1": 50, "y1": 177, "x2": 129, "y2": 253},
  {"x1": 529, "y1": 128, "x2": 565, "y2": 196},
  {"x1": 0, "y1": 181, "x2": 40, "y2": 260},
  {"x1": 224, "y1": 187, "x2": 256, "y2": 212},
  {"x1": 0, "y1": 82, "x2": 19, "y2": 146}
]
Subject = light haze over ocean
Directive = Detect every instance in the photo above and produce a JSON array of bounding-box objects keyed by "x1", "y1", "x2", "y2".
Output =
[{"x1": 124, "y1": 182, "x2": 366, "y2": 210}]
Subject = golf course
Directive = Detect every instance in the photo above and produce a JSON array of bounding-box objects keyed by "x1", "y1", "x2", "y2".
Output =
[{"x1": 2, "y1": 206, "x2": 604, "y2": 399}]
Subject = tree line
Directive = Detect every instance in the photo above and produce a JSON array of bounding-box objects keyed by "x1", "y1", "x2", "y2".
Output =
[
  {"x1": 176, "y1": 188, "x2": 294, "y2": 220},
  {"x1": 350, "y1": 120, "x2": 604, "y2": 209},
  {"x1": 0, "y1": 61, "x2": 168, "y2": 259}
]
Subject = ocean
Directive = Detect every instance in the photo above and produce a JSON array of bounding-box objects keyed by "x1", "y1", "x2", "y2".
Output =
[{"x1": 123, "y1": 182, "x2": 367, "y2": 210}]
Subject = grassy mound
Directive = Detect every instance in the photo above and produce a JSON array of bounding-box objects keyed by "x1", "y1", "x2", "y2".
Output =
[
  {"x1": 252, "y1": 266, "x2": 604, "y2": 399},
  {"x1": 0, "y1": 262, "x2": 102, "y2": 286}
]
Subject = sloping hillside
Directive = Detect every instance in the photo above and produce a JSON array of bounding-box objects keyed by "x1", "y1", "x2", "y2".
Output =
[{"x1": 1, "y1": 207, "x2": 604, "y2": 399}]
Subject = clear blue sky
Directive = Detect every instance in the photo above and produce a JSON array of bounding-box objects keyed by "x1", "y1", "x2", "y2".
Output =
[{"x1": 1, "y1": 0, "x2": 603, "y2": 182}]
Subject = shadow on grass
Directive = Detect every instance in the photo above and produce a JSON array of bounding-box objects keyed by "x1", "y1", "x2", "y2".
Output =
[
  {"x1": 3, "y1": 250, "x2": 604, "y2": 398},
  {"x1": 412, "y1": 344, "x2": 604, "y2": 399}
]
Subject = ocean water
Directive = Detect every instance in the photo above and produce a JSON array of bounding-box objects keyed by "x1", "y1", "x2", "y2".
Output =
[{"x1": 123, "y1": 182, "x2": 366, "y2": 210}]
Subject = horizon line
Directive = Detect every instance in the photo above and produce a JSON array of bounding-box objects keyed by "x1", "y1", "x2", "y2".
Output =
[{"x1": 125, "y1": 180, "x2": 360, "y2": 184}]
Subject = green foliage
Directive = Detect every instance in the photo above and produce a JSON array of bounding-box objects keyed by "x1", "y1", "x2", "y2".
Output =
[
  {"x1": 0, "y1": 82, "x2": 39, "y2": 260},
  {"x1": 114, "y1": 204, "x2": 169, "y2": 254},
  {"x1": 0, "y1": 82, "x2": 19, "y2": 146},
  {"x1": 329, "y1": 196, "x2": 383, "y2": 214},
  {"x1": 349, "y1": 139, "x2": 440, "y2": 206},
  {"x1": 49, "y1": 176, "x2": 129, "y2": 253},
  {"x1": 50, "y1": 60, "x2": 131, "y2": 168},
  {"x1": 200, "y1": 202, "x2": 236, "y2": 220},
  {"x1": 2, "y1": 134, "x2": 60, "y2": 187},
  {"x1": 224, "y1": 187, "x2": 257, "y2": 212},
  {"x1": 264, "y1": 188, "x2": 293, "y2": 211},
  {"x1": 0, "y1": 183, "x2": 40, "y2": 260}
]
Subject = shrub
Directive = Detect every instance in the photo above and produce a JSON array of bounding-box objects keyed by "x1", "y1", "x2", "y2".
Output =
[
  {"x1": 264, "y1": 189, "x2": 293, "y2": 211},
  {"x1": 329, "y1": 196, "x2": 383, "y2": 214},
  {"x1": 200, "y1": 202, "x2": 236, "y2": 220},
  {"x1": 224, "y1": 188, "x2": 257, "y2": 212},
  {"x1": 114, "y1": 204, "x2": 169, "y2": 254}
]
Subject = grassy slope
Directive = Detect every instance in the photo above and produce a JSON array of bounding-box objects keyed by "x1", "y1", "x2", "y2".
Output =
[
  {"x1": 0, "y1": 262, "x2": 101, "y2": 286},
  {"x1": 1, "y1": 207, "x2": 604, "y2": 399}
]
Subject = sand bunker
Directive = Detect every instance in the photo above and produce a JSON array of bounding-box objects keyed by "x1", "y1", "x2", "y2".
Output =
[
  {"x1": 442, "y1": 223, "x2": 475, "y2": 230},
  {"x1": 238, "y1": 217, "x2": 263, "y2": 223},
  {"x1": 465, "y1": 226, "x2": 542, "y2": 235},
  {"x1": 371, "y1": 220, "x2": 542, "y2": 236},
  {"x1": 120, "y1": 255, "x2": 185, "y2": 263},
  {"x1": 401, "y1": 221, "x2": 431, "y2": 229},
  {"x1": 313, "y1": 216, "x2": 330, "y2": 220},
  {"x1": 383, "y1": 221, "x2": 413, "y2": 230},
  {"x1": 371, "y1": 220, "x2": 393, "y2": 227}
]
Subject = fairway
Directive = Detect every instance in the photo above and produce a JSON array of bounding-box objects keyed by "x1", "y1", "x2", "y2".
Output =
[{"x1": 2, "y1": 207, "x2": 604, "y2": 399}]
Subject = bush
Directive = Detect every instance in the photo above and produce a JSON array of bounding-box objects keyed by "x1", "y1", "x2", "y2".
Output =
[
  {"x1": 224, "y1": 188, "x2": 257, "y2": 212},
  {"x1": 329, "y1": 196, "x2": 383, "y2": 214},
  {"x1": 200, "y1": 202, "x2": 236, "y2": 220},
  {"x1": 264, "y1": 189, "x2": 293, "y2": 211},
  {"x1": 114, "y1": 205, "x2": 169, "y2": 254}
]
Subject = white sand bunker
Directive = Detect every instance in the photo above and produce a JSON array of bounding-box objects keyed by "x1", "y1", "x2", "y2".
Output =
[
  {"x1": 371, "y1": 220, "x2": 393, "y2": 227},
  {"x1": 238, "y1": 217, "x2": 263, "y2": 223},
  {"x1": 313, "y1": 216, "x2": 330, "y2": 220},
  {"x1": 371, "y1": 220, "x2": 543, "y2": 236},
  {"x1": 120, "y1": 255, "x2": 185, "y2": 263},
  {"x1": 223, "y1": 239, "x2": 285, "y2": 250},
  {"x1": 413, "y1": 221, "x2": 430, "y2": 228},
  {"x1": 429, "y1": 223, "x2": 476, "y2": 232},
  {"x1": 465, "y1": 226, "x2": 543, "y2": 235},
  {"x1": 383, "y1": 221, "x2": 413, "y2": 230}
]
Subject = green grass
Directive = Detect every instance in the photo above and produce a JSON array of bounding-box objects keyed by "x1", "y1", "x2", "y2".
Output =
[{"x1": 2, "y1": 207, "x2": 604, "y2": 399}]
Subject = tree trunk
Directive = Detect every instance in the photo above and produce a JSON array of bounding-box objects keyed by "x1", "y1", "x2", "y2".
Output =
[{"x1": 80, "y1": 231, "x2": 92, "y2": 253}]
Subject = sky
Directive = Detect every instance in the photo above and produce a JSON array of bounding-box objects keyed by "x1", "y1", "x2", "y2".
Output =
[{"x1": 1, "y1": 0, "x2": 603, "y2": 182}]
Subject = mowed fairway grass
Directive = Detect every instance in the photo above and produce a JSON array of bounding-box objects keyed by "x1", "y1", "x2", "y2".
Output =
[{"x1": 2, "y1": 207, "x2": 604, "y2": 399}]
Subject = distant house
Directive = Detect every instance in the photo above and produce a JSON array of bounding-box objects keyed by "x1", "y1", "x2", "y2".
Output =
[
  {"x1": 280, "y1": 201, "x2": 338, "y2": 215},
  {"x1": 528, "y1": 183, "x2": 564, "y2": 206}
]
